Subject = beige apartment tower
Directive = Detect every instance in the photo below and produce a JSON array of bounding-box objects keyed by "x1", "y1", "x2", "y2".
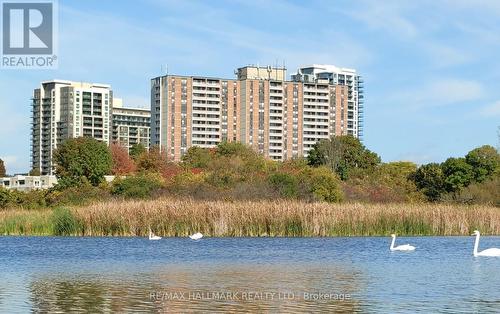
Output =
[{"x1": 151, "y1": 65, "x2": 363, "y2": 161}]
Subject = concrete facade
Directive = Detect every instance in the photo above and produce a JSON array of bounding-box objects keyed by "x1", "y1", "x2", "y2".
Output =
[
  {"x1": 31, "y1": 80, "x2": 113, "y2": 175},
  {"x1": 0, "y1": 175, "x2": 58, "y2": 191},
  {"x1": 151, "y1": 64, "x2": 363, "y2": 161},
  {"x1": 112, "y1": 98, "x2": 151, "y2": 153}
]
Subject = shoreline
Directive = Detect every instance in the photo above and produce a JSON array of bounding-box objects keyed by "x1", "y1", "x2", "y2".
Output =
[
  {"x1": 1, "y1": 234, "x2": 500, "y2": 238},
  {"x1": 1, "y1": 198, "x2": 499, "y2": 237}
]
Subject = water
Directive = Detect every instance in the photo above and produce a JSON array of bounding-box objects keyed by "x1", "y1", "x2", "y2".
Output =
[{"x1": 1, "y1": 236, "x2": 499, "y2": 313}]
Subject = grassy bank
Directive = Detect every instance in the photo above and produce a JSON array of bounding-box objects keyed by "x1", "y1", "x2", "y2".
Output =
[{"x1": 1, "y1": 198, "x2": 499, "y2": 236}]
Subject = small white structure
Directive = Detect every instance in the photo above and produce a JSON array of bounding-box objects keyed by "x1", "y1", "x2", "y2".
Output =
[{"x1": 0, "y1": 175, "x2": 58, "y2": 191}]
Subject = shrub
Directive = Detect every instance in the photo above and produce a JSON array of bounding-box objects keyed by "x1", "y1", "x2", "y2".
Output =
[
  {"x1": 342, "y1": 162, "x2": 425, "y2": 203},
  {"x1": 111, "y1": 174, "x2": 163, "y2": 199},
  {"x1": 46, "y1": 183, "x2": 110, "y2": 206},
  {"x1": 444, "y1": 174, "x2": 500, "y2": 206},
  {"x1": 182, "y1": 146, "x2": 212, "y2": 169},
  {"x1": 268, "y1": 172, "x2": 299, "y2": 198},
  {"x1": 304, "y1": 166, "x2": 343, "y2": 202},
  {"x1": 0, "y1": 187, "x2": 13, "y2": 208},
  {"x1": 0, "y1": 188, "x2": 47, "y2": 209}
]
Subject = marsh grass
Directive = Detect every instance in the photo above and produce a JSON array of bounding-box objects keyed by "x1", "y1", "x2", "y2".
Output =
[{"x1": 1, "y1": 199, "x2": 499, "y2": 236}]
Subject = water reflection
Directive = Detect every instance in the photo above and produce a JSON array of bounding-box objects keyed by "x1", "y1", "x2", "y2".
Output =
[
  {"x1": 28, "y1": 264, "x2": 364, "y2": 312},
  {"x1": 2, "y1": 236, "x2": 499, "y2": 313}
]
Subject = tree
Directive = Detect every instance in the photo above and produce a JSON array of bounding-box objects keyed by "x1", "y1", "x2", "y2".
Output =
[
  {"x1": 412, "y1": 163, "x2": 445, "y2": 201},
  {"x1": 465, "y1": 145, "x2": 500, "y2": 183},
  {"x1": 442, "y1": 157, "x2": 474, "y2": 193},
  {"x1": 53, "y1": 137, "x2": 112, "y2": 186},
  {"x1": 307, "y1": 135, "x2": 381, "y2": 180},
  {"x1": 182, "y1": 146, "x2": 212, "y2": 169},
  {"x1": 110, "y1": 143, "x2": 136, "y2": 175},
  {"x1": 129, "y1": 143, "x2": 146, "y2": 161},
  {"x1": 136, "y1": 146, "x2": 167, "y2": 173},
  {"x1": 268, "y1": 172, "x2": 299, "y2": 198},
  {"x1": 305, "y1": 166, "x2": 343, "y2": 202},
  {"x1": 0, "y1": 158, "x2": 5, "y2": 177},
  {"x1": 215, "y1": 141, "x2": 257, "y2": 159},
  {"x1": 377, "y1": 161, "x2": 422, "y2": 200},
  {"x1": 29, "y1": 168, "x2": 41, "y2": 176}
]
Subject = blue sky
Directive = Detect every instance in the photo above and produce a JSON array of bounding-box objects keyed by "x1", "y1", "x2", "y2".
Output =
[{"x1": 1, "y1": 0, "x2": 499, "y2": 174}]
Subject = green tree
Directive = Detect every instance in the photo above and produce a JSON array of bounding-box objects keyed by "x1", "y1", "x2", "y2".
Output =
[
  {"x1": 0, "y1": 158, "x2": 5, "y2": 177},
  {"x1": 182, "y1": 146, "x2": 212, "y2": 169},
  {"x1": 129, "y1": 143, "x2": 146, "y2": 161},
  {"x1": 465, "y1": 145, "x2": 500, "y2": 183},
  {"x1": 442, "y1": 157, "x2": 474, "y2": 193},
  {"x1": 305, "y1": 144, "x2": 325, "y2": 167},
  {"x1": 215, "y1": 141, "x2": 256, "y2": 158},
  {"x1": 412, "y1": 163, "x2": 445, "y2": 201},
  {"x1": 53, "y1": 137, "x2": 112, "y2": 186},
  {"x1": 307, "y1": 135, "x2": 380, "y2": 180}
]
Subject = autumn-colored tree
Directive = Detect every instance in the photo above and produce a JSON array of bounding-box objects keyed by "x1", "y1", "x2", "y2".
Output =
[
  {"x1": 130, "y1": 143, "x2": 147, "y2": 161},
  {"x1": 136, "y1": 146, "x2": 166, "y2": 173},
  {"x1": 110, "y1": 143, "x2": 136, "y2": 175},
  {"x1": 135, "y1": 146, "x2": 181, "y2": 180},
  {"x1": 0, "y1": 158, "x2": 5, "y2": 177}
]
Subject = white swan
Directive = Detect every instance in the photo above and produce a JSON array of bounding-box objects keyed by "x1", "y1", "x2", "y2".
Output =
[
  {"x1": 472, "y1": 230, "x2": 500, "y2": 257},
  {"x1": 149, "y1": 228, "x2": 162, "y2": 241},
  {"x1": 390, "y1": 234, "x2": 415, "y2": 251},
  {"x1": 189, "y1": 232, "x2": 203, "y2": 240}
]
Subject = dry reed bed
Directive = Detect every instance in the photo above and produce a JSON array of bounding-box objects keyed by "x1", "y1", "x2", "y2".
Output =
[
  {"x1": 1, "y1": 199, "x2": 499, "y2": 236},
  {"x1": 73, "y1": 199, "x2": 500, "y2": 237}
]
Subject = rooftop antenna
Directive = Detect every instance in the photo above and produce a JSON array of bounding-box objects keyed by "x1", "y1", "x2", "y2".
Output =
[
  {"x1": 282, "y1": 59, "x2": 286, "y2": 81},
  {"x1": 275, "y1": 59, "x2": 278, "y2": 80}
]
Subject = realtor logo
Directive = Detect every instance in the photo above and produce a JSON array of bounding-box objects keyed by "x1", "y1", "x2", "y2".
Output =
[{"x1": 1, "y1": 0, "x2": 58, "y2": 69}]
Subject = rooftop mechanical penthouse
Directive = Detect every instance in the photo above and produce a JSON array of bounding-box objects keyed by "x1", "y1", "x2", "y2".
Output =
[{"x1": 151, "y1": 64, "x2": 364, "y2": 161}]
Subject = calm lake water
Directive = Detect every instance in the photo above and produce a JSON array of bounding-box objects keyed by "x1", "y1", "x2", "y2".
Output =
[{"x1": 1, "y1": 236, "x2": 499, "y2": 313}]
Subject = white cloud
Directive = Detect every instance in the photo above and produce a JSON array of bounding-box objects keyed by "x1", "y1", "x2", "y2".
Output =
[
  {"x1": 335, "y1": 1, "x2": 419, "y2": 38},
  {"x1": 392, "y1": 79, "x2": 484, "y2": 109},
  {"x1": 0, "y1": 155, "x2": 28, "y2": 175},
  {"x1": 480, "y1": 101, "x2": 500, "y2": 117},
  {"x1": 422, "y1": 43, "x2": 470, "y2": 67}
]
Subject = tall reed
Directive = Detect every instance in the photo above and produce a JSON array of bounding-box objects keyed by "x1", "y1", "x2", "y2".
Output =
[{"x1": 1, "y1": 199, "x2": 499, "y2": 236}]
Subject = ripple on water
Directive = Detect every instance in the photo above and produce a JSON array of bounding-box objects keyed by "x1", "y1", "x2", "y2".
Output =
[{"x1": 0, "y1": 236, "x2": 499, "y2": 313}]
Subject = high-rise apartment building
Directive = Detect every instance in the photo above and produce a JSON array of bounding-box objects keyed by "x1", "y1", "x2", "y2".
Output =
[
  {"x1": 150, "y1": 64, "x2": 363, "y2": 161},
  {"x1": 31, "y1": 80, "x2": 113, "y2": 175},
  {"x1": 111, "y1": 98, "x2": 151, "y2": 152},
  {"x1": 291, "y1": 64, "x2": 364, "y2": 139}
]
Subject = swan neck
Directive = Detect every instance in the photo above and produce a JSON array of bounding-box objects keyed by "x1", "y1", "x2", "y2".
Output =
[
  {"x1": 390, "y1": 236, "x2": 395, "y2": 250},
  {"x1": 473, "y1": 233, "x2": 479, "y2": 256}
]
